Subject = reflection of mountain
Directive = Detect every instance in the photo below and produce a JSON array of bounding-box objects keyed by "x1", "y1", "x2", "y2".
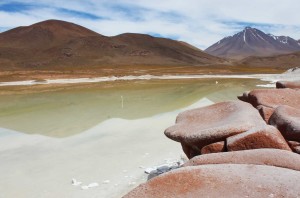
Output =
[
  {"x1": 0, "y1": 19, "x2": 225, "y2": 70},
  {"x1": 205, "y1": 27, "x2": 300, "y2": 59},
  {"x1": 0, "y1": 78, "x2": 253, "y2": 137}
]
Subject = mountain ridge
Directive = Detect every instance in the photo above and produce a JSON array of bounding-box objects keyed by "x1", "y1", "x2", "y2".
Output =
[
  {"x1": 0, "y1": 19, "x2": 226, "y2": 70},
  {"x1": 205, "y1": 27, "x2": 300, "y2": 59}
]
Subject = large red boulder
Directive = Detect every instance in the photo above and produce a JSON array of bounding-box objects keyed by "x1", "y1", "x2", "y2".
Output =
[
  {"x1": 246, "y1": 88, "x2": 300, "y2": 109},
  {"x1": 123, "y1": 164, "x2": 300, "y2": 198},
  {"x1": 226, "y1": 125, "x2": 291, "y2": 151},
  {"x1": 269, "y1": 105, "x2": 300, "y2": 142},
  {"x1": 184, "y1": 149, "x2": 300, "y2": 171},
  {"x1": 164, "y1": 101, "x2": 265, "y2": 158},
  {"x1": 276, "y1": 80, "x2": 300, "y2": 89}
]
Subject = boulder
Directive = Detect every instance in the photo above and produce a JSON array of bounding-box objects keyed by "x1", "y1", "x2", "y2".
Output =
[
  {"x1": 123, "y1": 164, "x2": 300, "y2": 198},
  {"x1": 164, "y1": 101, "x2": 265, "y2": 158},
  {"x1": 247, "y1": 88, "x2": 300, "y2": 109},
  {"x1": 184, "y1": 149, "x2": 300, "y2": 171},
  {"x1": 288, "y1": 141, "x2": 300, "y2": 154},
  {"x1": 200, "y1": 141, "x2": 225, "y2": 154},
  {"x1": 276, "y1": 80, "x2": 300, "y2": 89},
  {"x1": 256, "y1": 105, "x2": 274, "y2": 122},
  {"x1": 226, "y1": 125, "x2": 291, "y2": 151},
  {"x1": 269, "y1": 105, "x2": 300, "y2": 142},
  {"x1": 237, "y1": 91, "x2": 250, "y2": 102}
]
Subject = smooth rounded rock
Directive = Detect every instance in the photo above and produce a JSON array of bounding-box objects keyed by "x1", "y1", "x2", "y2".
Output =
[
  {"x1": 276, "y1": 80, "x2": 300, "y2": 89},
  {"x1": 226, "y1": 125, "x2": 291, "y2": 151},
  {"x1": 269, "y1": 105, "x2": 300, "y2": 142},
  {"x1": 184, "y1": 149, "x2": 300, "y2": 171},
  {"x1": 247, "y1": 88, "x2": 300, "y2": 109},
  {"x1": 123, "y1": 164, "x2": 300, "y2": 198},
  {"x1": 165, "y1": 101, "x2": 265, "y2": 158}
]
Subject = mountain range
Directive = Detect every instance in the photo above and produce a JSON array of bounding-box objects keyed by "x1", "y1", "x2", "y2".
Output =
[
  {"x1": 0, "y1": 19, "x2": 226, "y2": 71},
  {"x1": 0, "y1": 19, "x2": 300, "y2": 77},
  {"x1": 205, "y1": 27, "x2": 300, "y2": 59}
]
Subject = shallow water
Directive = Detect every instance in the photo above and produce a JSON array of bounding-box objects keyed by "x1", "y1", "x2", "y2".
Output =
[
  {"x1": 0, "y1": 78, "x2": 261, "y2": 137},
  {"x1": 0, "y1": 77, "x2": 270, "y2": 198}
]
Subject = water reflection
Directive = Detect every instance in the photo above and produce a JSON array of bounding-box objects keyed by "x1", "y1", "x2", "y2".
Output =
[{"x1": 0, "y1": 78, "x2": 261, "y2": 137}]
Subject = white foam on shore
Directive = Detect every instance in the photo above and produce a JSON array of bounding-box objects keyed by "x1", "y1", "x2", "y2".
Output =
[
  {"x1": 256, "y1": 84, "x2": 276, "y2": 88},
  {"x1": 0, "y1": 74, "x2": 275, "y2": 86},
  {"x1": 257, "y1": 68, "x2": 300, "y2": 87}
]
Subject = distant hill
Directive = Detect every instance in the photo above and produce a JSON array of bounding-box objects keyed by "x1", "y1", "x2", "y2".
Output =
[
  {"x1": 0, "y1": 19, "x2": 226, "y2": 71},
  {"x1": 237, "y1": 51, "x2": 300, "y2": 68},
  {"x1": 205, "y1": 27, "x2": 300, "y2": 59}
]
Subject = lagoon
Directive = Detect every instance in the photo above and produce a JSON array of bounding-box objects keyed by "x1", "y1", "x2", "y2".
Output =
[{"x1": 0, "y1": 77, "x2": 271, "y2": 197}]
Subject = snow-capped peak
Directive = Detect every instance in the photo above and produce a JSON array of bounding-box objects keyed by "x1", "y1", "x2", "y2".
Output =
[{"x1": 268, "y1": 34, "x2": 278, "y2": 40}]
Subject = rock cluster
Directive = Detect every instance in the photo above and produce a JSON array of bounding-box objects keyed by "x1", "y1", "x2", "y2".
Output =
[
  {"x1": 164, "y1": 100, "x2": 266, "y2": 158},
  {"x1": 124, "y1": 79, "x2": 300, "y2": 197},
  {"x1": 239, "y1": 88, "x2": 300, "y2": 122}
]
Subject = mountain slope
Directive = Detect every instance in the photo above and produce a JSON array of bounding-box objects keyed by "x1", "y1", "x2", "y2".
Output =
[
  {"x1": 0, "y1": 20, "x2": 226, "y2": 70},
  {"x1": 237, "y1": 51, "x2": 300, "y2": 68},
  {"x1": 205, "y1": 27, "x2": 300, "y2": 59}
]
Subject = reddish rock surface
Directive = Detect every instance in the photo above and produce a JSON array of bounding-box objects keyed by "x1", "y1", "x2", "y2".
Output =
[
  {"x1": 247, "y1": 88, "x2": 300, "y2": 109},
  {"x1": 123, "y1": 164, "x2": 300, "y2": 198},
  {"x1": 184, "y1": 149, "x2": 300, "y2": 171},
  {"x1": 269, "y1": 105, "x2": 300, "y2": 142},
  {"x1": 164, "y1": 101, "x2": 265, "y2": 158},
  {"x1": 276, "y1": 80, "x2": 300, "y2": 89},
  {"x1": 200, "y1": 141, "x2": 225, "y2": 154},
  {"x1": 288, "y1": 141, "x2": 300, "y2": 154},
  {"x1": 256, "y1": 105, "x2": 274, "y2": 122},
  {"x1": 237, "y1": 91, "x2": 250, "y2": 102},
  {"x1": 226, "y1": 125, "x2": 291, "y2": 151}
]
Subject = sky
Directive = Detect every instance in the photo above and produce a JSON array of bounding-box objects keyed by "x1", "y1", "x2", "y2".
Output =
[{"x1": 0, "y1": 0, "x2": 299, "y2": 49}]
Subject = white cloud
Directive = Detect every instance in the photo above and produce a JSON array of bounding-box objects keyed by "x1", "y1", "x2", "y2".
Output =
[{"x1": 0, "y1": 0, "x2": 299, "y2": 49}]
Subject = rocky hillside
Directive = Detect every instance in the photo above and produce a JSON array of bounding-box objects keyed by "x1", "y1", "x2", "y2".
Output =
[
  {"x1": 237, "y1": 51, "x2": 300, "y2": 68},
  {"x1": 205, "y1": 27, "x2": 300, "y2": 59},
  {"x1": 0, "y1": 20, "x2": 226, "y2": 71}
]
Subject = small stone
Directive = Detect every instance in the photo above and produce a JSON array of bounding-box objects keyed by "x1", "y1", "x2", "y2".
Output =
[
  {"x1": 201, "y1": 141, "x2": 225, "y2": 154},
  {"x1": 71, "y1": 178, "x2": 82, "y2": 186}
]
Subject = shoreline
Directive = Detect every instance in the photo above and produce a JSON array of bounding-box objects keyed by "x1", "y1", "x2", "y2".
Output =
[{"x1": 0, "y1": 73, "x2": 287, "y2": 87}]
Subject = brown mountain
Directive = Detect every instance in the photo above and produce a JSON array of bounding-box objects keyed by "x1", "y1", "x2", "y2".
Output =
[
  {"x1": 205, "y1": 27, "x2": 300, "y2": 59},
  {"x1": 0, "y1": 19, "x2": 226, "y2": 71}
]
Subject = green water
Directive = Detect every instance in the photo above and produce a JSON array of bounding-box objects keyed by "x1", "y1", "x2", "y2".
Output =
[{"x1": 0, "y1": 78, "x2": 262, "y2": 137}]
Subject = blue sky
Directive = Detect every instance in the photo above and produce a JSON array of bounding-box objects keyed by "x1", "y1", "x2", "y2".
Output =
[{"x1": 0, "y1": 0, "x2": 299, "y2": 49}]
